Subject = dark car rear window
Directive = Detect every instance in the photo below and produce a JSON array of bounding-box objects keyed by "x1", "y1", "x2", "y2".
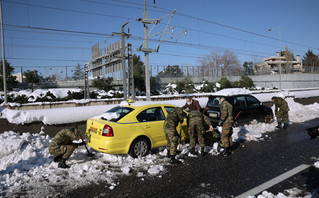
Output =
[
  {"x1": 207, "y1": 96, "x2": 222, "y2": 107},
  {"x1": 105, "y1": 106, "x2": 134, "y2": 121}
]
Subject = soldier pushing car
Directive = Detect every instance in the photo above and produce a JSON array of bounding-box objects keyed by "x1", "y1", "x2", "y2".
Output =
[
  {"x1": 163, "y1": 108, "x2": 185, "y2": 164},
  {"x1": 219, "y1": 96, "x2": 234, "y2": 156},
  {"x1": 187, "y1": 111, "x2": 214, "y2": 156}
]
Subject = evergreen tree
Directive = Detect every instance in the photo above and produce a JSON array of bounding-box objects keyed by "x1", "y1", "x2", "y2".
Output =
[
  {"x1": 24, "y1": 70, "x2": 43, "y2": 91},
  {"x1": 72, "y1": 63, "x2": 85, "y2": 80},
  {"x1": 92, "y1": 77, "x2": 113, "y2": 91},
  {"x1": 243, "y1": 61, "x2": 254, "y2": 75},
  {"x1": 303, "y1": 49, "x2": 319, "y2": 67},
  {"x1": 158, "y1": 65, "x2": 183, "y2": 77},
  {"x1": 0, "y1": 60, "x2": 18, "y2": 91},
  {"x1": 133, "y1": 55, "x2": 145, "y2": 91}
]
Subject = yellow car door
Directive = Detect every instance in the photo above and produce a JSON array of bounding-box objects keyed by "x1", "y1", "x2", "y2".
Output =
[{"x1": 136, "y1": 106, "x2": 167, "y2": 148}]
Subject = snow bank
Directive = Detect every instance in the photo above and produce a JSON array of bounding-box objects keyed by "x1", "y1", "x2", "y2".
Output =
[
  {"x1": 0, "y1": 131, "x2": 170, "y2": 197},
  {"x1": 1, "y1": 105, "x2": 116, "y2": 125}
]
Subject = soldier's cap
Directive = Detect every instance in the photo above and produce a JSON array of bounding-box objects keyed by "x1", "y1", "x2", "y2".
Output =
[{"x1": 271, "y1": 96, "x2": 277, "y2": 100}]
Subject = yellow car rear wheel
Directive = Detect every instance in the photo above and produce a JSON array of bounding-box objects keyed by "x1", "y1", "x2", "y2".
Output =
[{"x1": 129, "y1": 137, "x2": 150, "y2": 158}]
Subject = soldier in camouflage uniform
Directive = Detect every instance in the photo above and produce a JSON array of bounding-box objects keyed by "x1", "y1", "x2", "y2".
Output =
[
  {"x1": 164, "y1": 108, "x2": 185, "y2": 164},
  {"x1": 49, "y1": 127, "x2": 85, "y2": 168},
  {"x1": 188, "y1": 111, "x2": 214, "y2": 156},
  {"x1": 219, "y1": 96, "x2": 234, "y2": 156},
  {"x1": 272, "y1": 96, "x2": 290, "y2": 129}
]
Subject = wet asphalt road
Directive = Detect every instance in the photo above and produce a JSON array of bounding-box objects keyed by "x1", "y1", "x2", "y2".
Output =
[{"x1": 65, "y1": 118, "x2": 319, "y2": 198}]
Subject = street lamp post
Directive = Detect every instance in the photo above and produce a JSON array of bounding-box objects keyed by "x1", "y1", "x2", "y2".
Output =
[{"x1": 268, "y1": 26, "x2": 282, "y2": 90}]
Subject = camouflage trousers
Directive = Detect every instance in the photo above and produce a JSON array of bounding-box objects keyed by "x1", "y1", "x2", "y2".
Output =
[
  {"x1": 49, "y1": 144, "x2": 77, "y2": 159},
  {"x1": 164, "y1": 126, "x2": 179, "y2": 155},
  {"x1": 221, "y1": 121, "x2": 233, "y2": 148},
  {"x1": 276, "y1": 111, "x2": 289, "y2": 123},
  {"x1": 188, "y1": 117, "x2": 205, "y2": 148}
]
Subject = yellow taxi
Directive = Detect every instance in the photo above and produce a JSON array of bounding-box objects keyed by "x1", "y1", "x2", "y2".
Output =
[{"x1": 85, "y1": 103, "x2": 188, "y2": 158}]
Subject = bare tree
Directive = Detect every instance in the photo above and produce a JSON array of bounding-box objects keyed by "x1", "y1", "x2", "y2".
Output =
[
  {"x1": 250, "y1": 55, "x2": 264, "y2": 74},
  {"x1": 198, "y1": 50, "x2": 242, "y2": 77},
  {"x1": 220, "y1": 50, "x2": 242, "y2": 76},
  {"x1": 198, "y1": 52, "x2": 223, "y2": 77}
]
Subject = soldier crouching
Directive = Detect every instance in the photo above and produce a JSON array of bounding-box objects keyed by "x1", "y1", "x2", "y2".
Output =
[{"x1": 49, "y1": 126, "x2": 85, "y2": 168}]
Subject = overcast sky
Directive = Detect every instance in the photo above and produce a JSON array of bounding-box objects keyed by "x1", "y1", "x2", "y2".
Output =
[{"x1": 2, "y1": 0, "x2": 319, "y2": 76}]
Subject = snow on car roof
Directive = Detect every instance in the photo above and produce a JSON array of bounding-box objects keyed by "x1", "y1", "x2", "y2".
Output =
[{"x1": 210, "y1": 88, "x2": 252, "y2": 96}]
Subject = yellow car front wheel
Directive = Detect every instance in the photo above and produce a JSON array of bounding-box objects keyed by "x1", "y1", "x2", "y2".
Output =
[{"x1": 129, "y1": 137, "x2": 150, "y2": 158}]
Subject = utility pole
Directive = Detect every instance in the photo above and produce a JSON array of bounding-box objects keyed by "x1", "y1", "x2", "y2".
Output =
[
  {"x1": 0, "y1": 0, "x2": 7, "y2": 104},
  {"x1": 268, "y1": 27, "x2": 282, "y2": 89},
  {"x1": 112, "y1": 22, "x2": 130, "y2": 100},
  {"x1": 136, "y1": 0, "x2": 186, "y2": 101},
  {"x1": 142, "y1": 0, "x2": 151, "y2": 101},
  {"x1": 84, "y1": 63, "x2": 89, "y2": 99}
]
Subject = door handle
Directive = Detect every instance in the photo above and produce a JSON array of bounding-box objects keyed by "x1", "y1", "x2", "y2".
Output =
[{"x1": 145, "y1": 125, "x2": 151, "y2": 129}]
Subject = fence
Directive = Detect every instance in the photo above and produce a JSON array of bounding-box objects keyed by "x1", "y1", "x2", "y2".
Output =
[
  {"x1": 9, "y1": 64, "x2": 319, "y2": 90},
  {"x1": 150, "y1": 65, "x2": 319, "y2": 78}
]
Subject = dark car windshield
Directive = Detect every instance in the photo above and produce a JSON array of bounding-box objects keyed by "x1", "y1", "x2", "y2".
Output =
[{"x1": 105, "y1": 106, "x2": 134, "y2": 121}]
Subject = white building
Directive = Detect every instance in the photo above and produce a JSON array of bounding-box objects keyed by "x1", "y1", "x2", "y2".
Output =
[
  {"x1": 255, "y1": 52, "x2": 304, "y2": 75},
  {"x1": 12, "y1": 73, "x2": 25, "y2": 83}
]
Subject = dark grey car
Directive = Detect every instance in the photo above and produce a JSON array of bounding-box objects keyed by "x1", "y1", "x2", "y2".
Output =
[{"x1": 203, "y1": 94, "x2": 273, "y2": 126}]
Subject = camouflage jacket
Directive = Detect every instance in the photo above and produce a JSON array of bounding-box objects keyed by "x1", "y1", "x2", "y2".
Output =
[
  {"x1": 188, "y1": 111, "x2": 212, "y2": 128},
  {"x1": 50, "y1": 129, "x2": 79, "y2": 149},
  {"x1": 181, "y1": 99, "x2": 201, "y2": 111},
  {"x1": 164, "y1": 108, "x2": 185, "y2": 127},
  {"x1": 220, "y1": 100, "x2": 233, "y2": 122},
  {"x1": 273, "y1": 97, "x2": 290, "y2": 114}
]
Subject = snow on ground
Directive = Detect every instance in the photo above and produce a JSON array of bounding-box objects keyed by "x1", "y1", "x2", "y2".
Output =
[{"x1": 1, "y1": 88, "x2": 319, "y2": 197}]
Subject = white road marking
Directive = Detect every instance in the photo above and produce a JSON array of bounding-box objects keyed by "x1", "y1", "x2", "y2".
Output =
[{"x1": 235, "y1": 164, "x2": 311, "y2": 198}]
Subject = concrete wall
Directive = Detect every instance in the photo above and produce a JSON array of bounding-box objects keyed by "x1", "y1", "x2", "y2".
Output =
[
  {"x1": 56, "y1": 74, "x2": 319, "y2": 90},
  {"x1": 158, "y1": 73, "x2": 319, "y2": 89}
]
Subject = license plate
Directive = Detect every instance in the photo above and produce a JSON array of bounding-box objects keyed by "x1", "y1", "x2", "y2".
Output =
[
  {"x1": 209, "y1": 113, "x2": 218, "y2": 118},
  {"x1": 90, "y1": 126, "x2": 97, "y2": 133}
]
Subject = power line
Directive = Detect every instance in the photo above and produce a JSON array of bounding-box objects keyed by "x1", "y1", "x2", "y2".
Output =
[
  {"x1": 5, "y1": 0, "x2": 317, "y2": 52},
  {"x1": 4, "y1": 0, "x2": 130, "y2": 20},
  {"x1": 5, "y1": 23, "x2": 273, "y2": 59},
  {"x1": 93, "y1": 0, "x2": 319, "y2": 51}
]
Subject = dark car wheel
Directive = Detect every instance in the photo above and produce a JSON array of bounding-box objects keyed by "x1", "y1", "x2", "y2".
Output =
[
  {"x1": 129, "y1": 137, "x2": 150, "y2": 158},
  {"x1": 257, "y1": 114, "x2": 273, "y2": 123}
]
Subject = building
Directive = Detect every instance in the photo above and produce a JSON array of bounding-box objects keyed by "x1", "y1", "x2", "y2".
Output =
[
  {"x1": 12, "y1": 73, "x2": 25, "y2": 83},
  {"x1": 255, "y1": 52, "x2": 304, "y2": 75}
]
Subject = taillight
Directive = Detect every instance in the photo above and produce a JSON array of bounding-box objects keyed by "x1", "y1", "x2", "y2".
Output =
[{"x1": 102, "y1": 125, "x2": 113, "y2": 137}]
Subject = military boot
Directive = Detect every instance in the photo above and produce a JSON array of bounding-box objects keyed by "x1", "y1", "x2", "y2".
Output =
[
  {"x1": 170, "y1": 155, "x2": 182, "y2": 164},
  {"x1": 53, "y1": 155, "x2": 62, "y2": 163},
  {"x1": 276, "y1": 122, "x2": 282, "y2": 129},
  {"x1": 58, "y1": 158, "x2": 70, "y2": 169},
  {"x1": 200, "y1": 147, "x2": 206, "y2": 156},
  {"x1": 189, "y1": 147, "x2": 197, "y2": 155},
  {"x1": 166, "y1": 150, "x2": 171, "y2": 158},
  {"x1": 283, "y1": 123, "x2": 288, "y2": 129},
  {"x1": 222, "y1": 147, "x2": 231, "y2": 157}
]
